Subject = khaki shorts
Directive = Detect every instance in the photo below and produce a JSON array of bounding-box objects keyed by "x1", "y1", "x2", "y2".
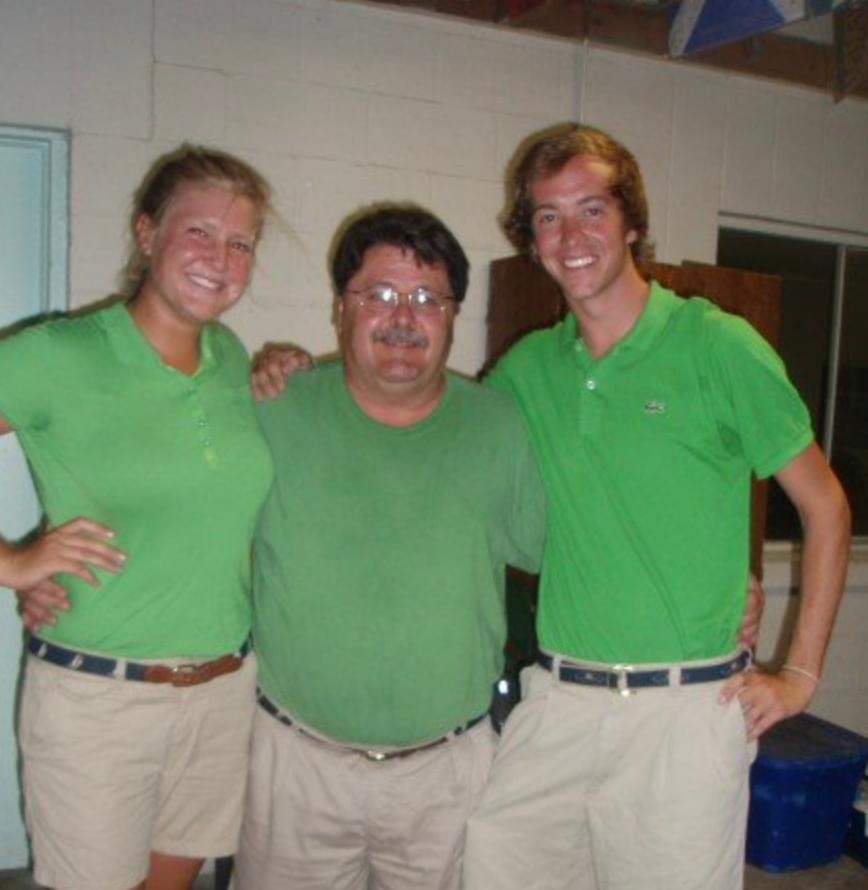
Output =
[
  {"x1": 464, "y1": 658, "x2": 757, "y2": 890},
  {"x1": 234, "y1": 704, "x2": 497, "y2": 890},
  {"x1": 19, "y1": 651, "x2": 257, "y2": 890}
]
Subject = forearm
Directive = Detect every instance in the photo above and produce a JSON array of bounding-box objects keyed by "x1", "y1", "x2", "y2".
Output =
[
  {"x1": 0, "y1": 537, "x2": 22, "y2": 588},
  {"x1": 783, "y1": 486, "x2": 851, "y2": 680}
]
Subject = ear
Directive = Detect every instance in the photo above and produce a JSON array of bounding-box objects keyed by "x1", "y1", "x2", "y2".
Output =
[
  {"x1": 134, "y1": 213, "x2": 157, "y2": 257},
  {"x1": 626, "y1": 229, "x2": 638, "y2": 245},
  {"x1": 333, "y1": 296, "x2": 344, "y2": 333}
]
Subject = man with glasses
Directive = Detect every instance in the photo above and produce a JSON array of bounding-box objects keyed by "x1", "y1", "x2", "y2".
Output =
[{"x1": 233, "y1": 205, "x2": 546, "y2": 890}]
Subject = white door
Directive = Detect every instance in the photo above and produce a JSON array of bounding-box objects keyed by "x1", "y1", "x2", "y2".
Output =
[{"x1": 0, "y1": 126, "x2": 68, "y2": 868}]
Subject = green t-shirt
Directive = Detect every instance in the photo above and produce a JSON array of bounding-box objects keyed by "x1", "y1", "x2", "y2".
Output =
[
  {"x1": 253, "y1": 361, "x2": 546, "y2": 747},
  {"x1": 0, "y1": 302, "x2": 273, "y2": 658},
  {"x1": 488, "y1": 282, "x2": 813, "y2": 664}
]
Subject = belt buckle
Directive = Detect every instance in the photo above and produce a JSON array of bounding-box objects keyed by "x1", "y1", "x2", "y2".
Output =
[
  {"x1": 170, "y1": 663, "x2": 201, "y2": 686},
  {"x1": 611, "y1": 664, "x2": 634, "y2": 697}
]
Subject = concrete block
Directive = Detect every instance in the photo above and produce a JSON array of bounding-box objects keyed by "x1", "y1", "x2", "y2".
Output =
[
  {"x1": 433, "y1": 30, "x2": 574, "y2": 117},
  {"x1": 69, "y1": 212, "x2": 129, "y2": 297},
  {"x1": 154, "y1": 64, "x2": 227, "y2": 144},
  {"x1": 818, "y1": 103, "x2": 868, "y2": 232},
  {"x1": 227, "y1": 75, "x2": 368, "y2": 163},
  {"x1": 670, "y1": 70, "x2": 727, "y2": 208},
  {"x1": 224, "y1": 298, "x2": 338, "y2": 361},
  {"x1": 0, "y1": 0, "x2": 74, "y2": 127},
  {"x1": 301, "y1": 4, "x2": 437, "y2": 101},
  {"x1": 665, "y1": 206, "x2": 719, "y2": 266},
  {"x1": 364, "y1": 165, "x2": 432, "y2": 209},
  {"x1": 155, "y1": 0, "x2": 306, "y2": 81},
  {"x1": 494, "y1": 112, "x2": 565, "y2": 178},
  {"x1": 368, "y1": 95, "x2": 496, "y2": 179},
  {"x1": 70, "y1": 134, "x2": 154, "y2": 219},
  {"x1": 583, "y1": 49, "x2": 675, "y2": 146},
  {"x1": 449, "y1": 316, "x2": 487, "y2": 378},
  {"x1": 249, "y1": 226, "x2": 331, "y2": 312},
  {"x1": 70, "y1": 0, "x2": 152, "y2": 137},
  {"x1": 457, "y1": 247, "x2": 500, "y2": 325},
  {"x1": 295, "y1": 158, "x2": 432, "y2": 238},
  {"x1": 721, "y1": 85, "x2": 776, "y2": 216},
  {"x1": 771, "y1": 94, "x2": 827, "y2": 225},
  {"x1": 428, "y1": 175, "x2": 510, "y2": 253},
  {"x1": 219, "y1": 146, "x2": 301, "y2": 232}
]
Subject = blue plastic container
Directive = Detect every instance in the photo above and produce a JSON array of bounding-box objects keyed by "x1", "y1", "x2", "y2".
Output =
[
  {"x1": 846, "y1": 781, "x2": 868, "y2": 869},
  {"x1": 746, "y1": 712, "x2": 868, "y2": 872}
]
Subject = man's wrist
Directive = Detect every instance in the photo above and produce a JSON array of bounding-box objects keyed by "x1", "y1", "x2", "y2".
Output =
[{"x1": 780, "y1": 663, "x2": 820, "y2": 686}]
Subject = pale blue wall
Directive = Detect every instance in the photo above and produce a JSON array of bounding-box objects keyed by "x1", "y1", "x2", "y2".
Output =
[{"x1": 0, "y1": 126, "x2": 68, "y2": 868}]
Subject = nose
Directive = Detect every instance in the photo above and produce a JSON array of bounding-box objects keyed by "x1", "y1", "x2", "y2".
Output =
[
  {"x1": 389, "y1": 293, "x2": 416, "y2": 322},
  {"x1": 561, "y1": 214, "x2": 585, "y2": 245},
  {"x1": 205, "y1": 239, "x2": 230, "y2": 271}
]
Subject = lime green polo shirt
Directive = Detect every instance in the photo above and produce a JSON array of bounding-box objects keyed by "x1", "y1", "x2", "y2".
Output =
[
  {"x1": 0, "y1": 302, "x2": 273, "y2": 658},
  {"x1": 253, "y1": 362, "x2": 546, "y2": 746},
  {"x1": 488, "y1": 282, "x2": 813, "y2": 664}
]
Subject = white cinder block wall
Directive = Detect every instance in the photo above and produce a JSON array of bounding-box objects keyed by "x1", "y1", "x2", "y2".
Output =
[{"x1": 1, "y1": 0, "x2": 867, "y2": 732}]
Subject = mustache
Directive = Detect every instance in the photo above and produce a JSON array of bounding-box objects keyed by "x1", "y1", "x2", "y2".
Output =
[{"x1": 373, "y1": 326, "x2": 429, "y2": 348}]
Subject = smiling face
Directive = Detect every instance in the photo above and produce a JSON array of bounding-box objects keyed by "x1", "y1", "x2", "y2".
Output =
[
  {"x1": 530, "y1": 155, "x2": 638, "y2": 316},
  {"x1": 337, "y1": 243, "x2": 456, "y2": 417},
  {"x1": 134, "y1": 180, "x2": 258, "y2": 332}
]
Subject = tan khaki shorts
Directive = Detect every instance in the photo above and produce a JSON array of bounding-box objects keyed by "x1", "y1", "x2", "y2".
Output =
[
  {"x1": 464, "y1": 658, "x2": 758, "y2": 890},
  {"x1": 19, "y1": 651, "x2": 257, "y2": 890},
  {"x1": 234, "y1": 704, "x2": 497, "y2": 890}
]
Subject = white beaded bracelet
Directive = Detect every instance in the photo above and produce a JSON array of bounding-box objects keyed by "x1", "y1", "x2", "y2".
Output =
[{"x1": 781, "y1": 664, "x2": 820, "y2": 685}]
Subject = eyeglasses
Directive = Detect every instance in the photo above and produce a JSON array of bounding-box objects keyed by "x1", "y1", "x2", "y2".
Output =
[{"x1": 346, "y1": 284, "x2": 455, "y2": 316}]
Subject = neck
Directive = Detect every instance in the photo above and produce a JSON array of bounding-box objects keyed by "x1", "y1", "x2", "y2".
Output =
[
  {"x1": 346, "y1": 374, "x2": 446, "y2": 428},
  {"x1": 572, "y1": 268, "x2": 651, "y2": 360},
  {"x1": 127, "y1": 295, "x2": 202, "y2": 375}
]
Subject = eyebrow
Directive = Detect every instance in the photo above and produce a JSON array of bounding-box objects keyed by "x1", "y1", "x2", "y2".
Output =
[{"x1": 532, "y1": 193, "x2": 613, "y2": 212}]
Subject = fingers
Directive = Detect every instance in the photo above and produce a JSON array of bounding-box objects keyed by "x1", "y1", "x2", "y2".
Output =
[
  {"x1": 16, "y1": 580, "x2": 70, "y2": 633},
  {"x1": 4, "y1": 519, "x2": 125, "y2": 590},
  {"x1": 251, "y1": 343, "x2": 314, "y2": 401},
  {"x1": 718, "y1": 671, "x2": 746, "y2": 704},
  {"x1": 59, "y1": 516, "x2": 116, "y2": 540},
  {"x1": 734, "y1": 670, "x2": 813, "y2": 740}
]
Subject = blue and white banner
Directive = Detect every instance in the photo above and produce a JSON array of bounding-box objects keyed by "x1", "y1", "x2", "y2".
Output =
[{"x1": 669, "y1": 0, "x2": 856, "y2": 57}]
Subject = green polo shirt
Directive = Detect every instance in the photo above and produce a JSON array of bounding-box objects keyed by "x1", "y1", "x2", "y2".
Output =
[
  {"x1": 488, "y1": 282, "x2": 812, "y2": 664},
  {"x1": 253, "y1": 362, "x2": 546, "y2": 747},
  {"x1": 0, "y1": 301, "x2": 273, "y2": 658}
]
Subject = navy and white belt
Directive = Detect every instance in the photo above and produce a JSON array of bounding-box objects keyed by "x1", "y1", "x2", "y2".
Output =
[
  {"x1": 257, "y1": 689, "x2": 486, "y2": 762},
  {"x1": 28, "y1": 636, "x2": 251, "y2": 687},
  {"x1": 538, "y1": 649, "x2": 750, "y2": 694}
]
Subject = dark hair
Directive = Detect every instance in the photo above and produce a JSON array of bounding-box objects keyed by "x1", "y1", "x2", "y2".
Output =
[
  {"x1": 124, "y1": 143, "x2": 272, "y2": 294},
  {"x1": 331, "y1": 204, "x2": 469, "y2": 303},
  {"x1": 504, "y1": 122, "x2": 650, "y2": 262}
]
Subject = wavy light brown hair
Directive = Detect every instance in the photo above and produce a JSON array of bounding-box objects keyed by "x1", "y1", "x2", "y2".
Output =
[{"x1": 504, "y1": 122, "x2": 650, "y2": 263}]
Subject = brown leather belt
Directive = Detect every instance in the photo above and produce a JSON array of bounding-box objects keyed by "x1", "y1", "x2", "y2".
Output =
[
  {"x1": 139, "y1": 654, "x2": 245, "y2": 686},
  {"x1": 28, "y1": 636, "x2": 251, "y2": 686}
]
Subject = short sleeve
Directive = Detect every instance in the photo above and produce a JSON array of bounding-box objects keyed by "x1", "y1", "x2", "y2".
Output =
[
  {"x1": 0, "y1": 321, "x2": 56, "y2": 431},
  {"x1": 705, "y1": 309, "x2": 813, "y2": 479},
  {"x1": 508, "y1": 424, "x2": 547, "y2": 573}
]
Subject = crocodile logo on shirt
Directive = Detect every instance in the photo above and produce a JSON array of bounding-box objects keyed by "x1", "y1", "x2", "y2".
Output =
[{"x1": 643, "y1": 400, "x2": 667, "y2": 415}]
